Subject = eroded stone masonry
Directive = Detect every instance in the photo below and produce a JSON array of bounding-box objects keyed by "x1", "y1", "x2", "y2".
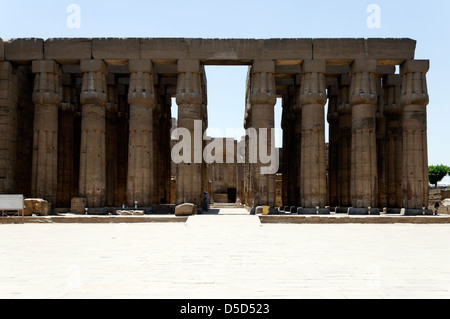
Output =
[{"x1": 0, "y1": 38, "x2": 430, "y2": 215}]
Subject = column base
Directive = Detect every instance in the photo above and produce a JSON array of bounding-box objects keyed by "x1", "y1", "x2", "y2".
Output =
[
  {"x1": 298, "y1": 207, "x2": 331, "y2": 215},
  {"x1": 385, "y1": 208, "x2": 402, "y2": 214},
  {"x1": 404, "y1": 208, "x2": 434, "y2": 216},
  {"x1": 348, "y1": 207, "x2": 381, "y2": 215},
  {"x1": 335, "y1": 207, "x2": 351, "y2": 214}
]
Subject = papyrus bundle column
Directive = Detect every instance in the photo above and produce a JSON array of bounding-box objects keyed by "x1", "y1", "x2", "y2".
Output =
[
  {"x1": 176, "y1": 60, "x2": 204, "y2": 206},
  {"x1": 248, "y1": 60, "x2": 277, "y2": 207},
  {"x1": 31, "y1": 60, "x2": 61, "y2": 204},
  {"x1": 127, "y1": 60, "x2": 156, "y2": 207},
  {"x1": 384, "y1": 74, "x2": 403, "y2": 209},
  {"x1": 400, "y1": 60, "x2": 430, "y2": 210},
  {"x1": 337, "y1": 74, "x2": 352, "y2": 208},
  {"x1": 350, "y1": 60, "x2": 378, "y2": 209},
  {"x1": 299, "y1": 60, "x2": 327, "y2": 208},
  {"x1": 79, "y1": 60, "x2": 107, "y2": 207},
  {"x1": 327, "y1": 83, "x2": 339, "y2": 207}
]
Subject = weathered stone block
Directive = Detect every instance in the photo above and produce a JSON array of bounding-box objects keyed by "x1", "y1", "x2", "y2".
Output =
[
  {"x1": 92, "y1": 38, "x2": 140, "y2": 61},
  {"x1": 367, "y1": 38, "x2": 416, "y2": 62},
  {"x1": 178, "y1": 59, "x2": 200, "y2": 73},
  {"x1": 141, "y1": 38, "x2": 188, "y2": 60},
  {"x1": 5, "y1": 38, "x2": 44, "y2": 62},
  {"x1": 175, "y1": 203, "x2": 197, "y2": 216},
  {"x1": 252, "y1": 60, "x2": 276, "y2": 73},
  {"x1": 348, "y1": 207, "x2": 381, "y2": 215},
  {"x1": 313, "y1": 38, "x2": 366, "y2": 60},
  {"x1": 401, "y1": 60, "x2": 430, "y2": 73},
  {"x1": 129, "y1": 59, "x2": 153, "y2": 72},
  {"x1": 45, "y1": 38, "x2": 91, "y2": 63},
  {"x1": 32, "y1": 60, "x2": 60, "y2": 74},
  {"x1": 71, "y1": 197, "x2": 86, "y2": 214},
  {"x1": 298, "y1": 207, "x2": 331, "y2": 215},
  {"x1": 24, "y1": 198, "x2": 50, "y2": 216},
  {"x1": 262, "y1": 38, "x2": 313, "y2": 60}
]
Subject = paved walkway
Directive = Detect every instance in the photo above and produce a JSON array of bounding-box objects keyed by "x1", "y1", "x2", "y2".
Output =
[{"x1": 1, "y1": 208, "x2": 450, "y2": 299}]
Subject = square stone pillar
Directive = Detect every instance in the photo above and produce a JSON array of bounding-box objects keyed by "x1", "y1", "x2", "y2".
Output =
[
  {"x1": 79, "y1": 59, "x2": 107, "y2": 207},
  {"x1": 31, "y1": 60, "x2": 61, "y2": 204}
]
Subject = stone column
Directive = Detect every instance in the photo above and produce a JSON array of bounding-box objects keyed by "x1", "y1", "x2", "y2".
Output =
[
  {"x1": 400, "y1": 60, "x2": 430, "y2": 211},
  {"x1": 291, "y1": 84, "x2": 302, "y2": 207},
  {"x1": 337, "y1": 74, "x2": 352, "y2": 209},
  {"x1": 376, "y1": 78, "x2": 387, "y2": 209},
  {"x1": 127, "y1": 60, "x2": 156, "y2": 207},
  {"x1": 384, "y1": 74, "x2": 403, "y2": 211},
  {"x1": 176, "y1": 60, "x2": 204, "y2": 206},
  {"x1": 79, "y1": 60, "x2": 107, "y2": 208},
  {"x1": 299, "y1": 60, "x2": 328, "y2": 211},
  {"x1": 349, "y1": 60, "x2": 378, "y2": 212},
  {"x1": 105, "y1": 74, "x2": 118, "y2": 207},
  {"x1": 31, "y1": 60, "x2": 61, "y2": 204},
  {"x1": 249, "y1": 60, "x2": 277, "y2": 207},
  {"x1": 327, "y1": 83, "x2": 339, "y2": 208}
]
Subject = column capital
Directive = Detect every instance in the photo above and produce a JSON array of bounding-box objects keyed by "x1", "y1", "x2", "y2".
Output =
[
  {"x1": 251, "y1": 60, "x2": 275, "y2": 74},
  {"x1": 80, "y1": 59, "x2": 107, "y2": 73},
  {"x1": 129, "y1": 59, "x2": 153, "y2": 73},
  {"x1": 178, "y1": 59, "x2": 201, "y2": 73},
  {"x1": 384, "y1": 74, "x2": 402, "y2": 115},
  {"x1": 299, "y1": 60, "x2": 327, "y2": 106},
  {"x1": 32, "y1": 60, "x2": 61, "y2": 106},
  {"x1": 350, "y1": 60, "x2": 378, "y2": 106},
  {"x1": 32, "y1": 59, "x2": 60, "y2": 74},
  {"x1": 350, "y1": 60, "x2": 377, "y2": 74},
  {"x1": 400, "y1": 60, "x2": 429, "y2": 74},
  {"x1": 301, "y1": 60, "x2": 326, "y2": 74},
  {"x1": 400, "y1": 60, "x2": 429, "y2": 106},
  {"x1": 80, "y1": 60, "x2": 107, "y2": 106}
]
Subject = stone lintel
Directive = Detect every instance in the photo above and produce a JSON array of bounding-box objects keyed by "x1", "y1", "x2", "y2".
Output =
[
  {"x1": 351, "y1": 60, "x2": 378, "y2": 74},
  {"x1": 302, "y1": 60, "x2": 327, "y2": 74},
  {"x1": 367, "y1": 38, "x2": 416, "y2": 61},
  {"x1": 177, "y1": 59, "x2": 200, "y2": 73},
  {"x1": 401, "y1": 60, "x2": 430, "y2": 74},
  {"x1": 92, "y1": 38, "x2": 140, "y2": 60},
  {"x1": 5, "y1": 38, "x2": 44, "y2": 62},
  {"x1": 129, "y1": 59, "x2": 153, "y2": 73},
  {"x1": 252, "y1": 60, "x2": 275, "y2": 73},
  {"x1": 32, "y1": 60, "x2": 60, "y2": 74},
  {"x1": 45, "y1": 38, "x2": 92, "y2": 63},
  {"x1": 313, "y1": 38, "x2": 366, "y2": 60},
  {"x1": 80, "y1": 59, "x2": 107, "y2": 73}
]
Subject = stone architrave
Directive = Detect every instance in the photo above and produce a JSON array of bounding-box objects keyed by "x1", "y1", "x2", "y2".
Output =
[
  {"x1": 127, "y1": 60, "x2": 156, "y2": 207},
  {"x1": 350, "y1": 60, "x2": 379, "y2": 209},
  {"x1": 79, "y1": 60, "x2": 108, "y2": 207},
  {"x1": 299, "y1": 60, "x2": 327, "y2": 208},
  {"x1": 31, "y1": 60, "x2": 61, "y2": 204},
  {"x1": 249, "y1": 60, "x2": 277, "y2": 207},
  {"x1": 400, "y1": 60, "x2": 430, "y2": 210},
  {"x1": 176, "y1": 60, "x2": 204, "y2": 206}
]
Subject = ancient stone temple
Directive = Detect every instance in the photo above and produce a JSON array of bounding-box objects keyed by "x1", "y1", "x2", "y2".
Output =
[{"x1": 0, "y1": 38, "x2": 430, "y2": 215}]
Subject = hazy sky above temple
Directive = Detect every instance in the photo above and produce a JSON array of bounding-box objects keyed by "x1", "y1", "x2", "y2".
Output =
[{"x1": 1, "y1": 0, "x2": 449, "y2": 173}]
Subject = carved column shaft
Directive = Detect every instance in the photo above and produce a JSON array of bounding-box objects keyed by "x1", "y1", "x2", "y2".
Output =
[
  {"x1": 350, "y1": 60, "x2": 378, "y2": 208},
  {"x1": 384, "y1": 74, "x2": 403, "y2": 209},
  {"x1": 79, "y1": 60, "x2": 107, "y2": 207},
  {"x1": 299, "y1": 60, "x2": 327, "y2": 208},
  {"x1": 176, "y1": 60, "x2": 204, "y2": 206},
  {"x1": 249, "y1": 60, "x2": 277, "y2": 207},
  {"x1": 127, "y1": 60, "x2": 156, "y2": 207},
  {"x1": 31, "y1": 60, "x2": 61, "y2": 204},
  {"x1": 337, "y1": 74, "x2": 352, "y2": 207},
  {"x1": 400, "y1": 60, "x2": 430, "y2": 210},
  {"x1": 327, "y1": 83, "x2": 339, "y2": 207}
]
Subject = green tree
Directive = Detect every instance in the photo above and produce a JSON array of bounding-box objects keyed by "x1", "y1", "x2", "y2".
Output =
[{"x1": 429, "y1": 165, "x2": 450, "y2": 187}]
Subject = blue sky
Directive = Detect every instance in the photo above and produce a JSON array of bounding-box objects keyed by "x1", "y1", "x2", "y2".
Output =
[{"x1": 1, "y1": 0, "x2": 449, "y2": 171}]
